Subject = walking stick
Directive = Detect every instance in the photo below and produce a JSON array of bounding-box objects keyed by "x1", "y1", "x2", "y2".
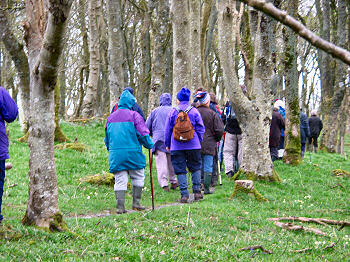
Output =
[
  {"x1": 218, "y1": 159, "x2": 222, "y2": 186},
  {"x1": 148, "y1": 149, "x2": 155, "y2": 211}
]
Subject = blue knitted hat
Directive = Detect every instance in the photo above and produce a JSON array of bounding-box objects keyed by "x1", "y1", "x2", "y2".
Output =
[
  {"x1": 123, "y1": 87, "x2": 134, "y2": 95},
  {"x1": 177, "y1": 87, "x2": 191, "y2": 101}
]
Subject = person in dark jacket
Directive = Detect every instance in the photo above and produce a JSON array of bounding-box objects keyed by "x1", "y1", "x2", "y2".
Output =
[
  {"x1": 105, "y1": 90, "x2": 154, "y2": 214},
  {"x1": 222, "y1": 101, "x2": 242, "y2": 177},
  {"x1": 195, "y1": 92, "x2": 224, "y2": 194},
  {"x1": 269, "y1": 106, "x2": 285, "y2": 161},
  {"x1": 111, "y1": 87, "x2": 146, "y2": 121},
  {"x1": 0, "y1": 87, "x2": 18, "y2": 223},
  {"x1": 308, "y1": 110, "x2": 323, "y2": 153},
  {"x1": 300, "y1": 109, "x2": 310, "y2": 159},
  {"x1": 164, "y1": 87, "x2": 205, "y2": 203},
  {"x1": 146, "y1": 93, "x2": 177, "y2": 191}
]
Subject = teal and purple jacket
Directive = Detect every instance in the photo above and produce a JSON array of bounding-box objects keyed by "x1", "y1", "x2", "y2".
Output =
[{"x1": 105, "y1": 90, "x2": 154, "y2": 173}]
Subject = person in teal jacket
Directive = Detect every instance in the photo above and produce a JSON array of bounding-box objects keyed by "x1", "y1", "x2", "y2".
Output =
[{"x1": 105, "y1": 90, "x2": 154, "y2": 214}]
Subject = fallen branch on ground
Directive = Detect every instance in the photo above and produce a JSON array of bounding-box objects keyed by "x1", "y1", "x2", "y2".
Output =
[
  {"x1": 273, "y1": 222, "x2": 328, "y2": 236},
  {"x1": 238, "y1": 245, "x2": 273, "y2": 254},
  {"x1": 269, "y1": 217, "x2": 350, "y2": 227},
  {"x1": 330, "y1": 183, "x2": 344, "y2": 189}
]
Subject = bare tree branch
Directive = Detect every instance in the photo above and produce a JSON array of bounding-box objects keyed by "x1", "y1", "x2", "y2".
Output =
[{"x1": 237, "y1": 0, "x2": 350, "y2": 65}]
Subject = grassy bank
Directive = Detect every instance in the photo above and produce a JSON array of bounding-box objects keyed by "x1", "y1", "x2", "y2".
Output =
[{"x1": 0, "y1": 120, "x2": 349, "y2": 261}]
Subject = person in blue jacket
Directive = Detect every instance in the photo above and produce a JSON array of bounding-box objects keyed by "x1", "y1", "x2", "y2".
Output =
[
  {"x1": 105, "y1": 90, "x2": 154, "y2": 214},
  {"x1": 111, "y1": 87, "x2": 146, "y2": 121},
  {"x1": 0, "y1": 87, "x2": 18, "y2": 223}
]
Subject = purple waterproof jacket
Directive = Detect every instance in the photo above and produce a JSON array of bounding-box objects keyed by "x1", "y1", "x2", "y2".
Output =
[
  {"x1": 164, "y1": 101, "x2": 205, "y2": 151},
  {"x1": 0, "y1": 87, "x2": 18, "y2": 160},
  {"x1": 146, "y1": 93, "x2": 173, "y2": 153}
]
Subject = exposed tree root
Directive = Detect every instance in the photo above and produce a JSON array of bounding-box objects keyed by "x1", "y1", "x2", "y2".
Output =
[
  {"x1": 68, "y1": 116, "x2": 106, "y2": 123},
  {"x1": 55, "y1": 142, "x2": 88, "y2": 152}
]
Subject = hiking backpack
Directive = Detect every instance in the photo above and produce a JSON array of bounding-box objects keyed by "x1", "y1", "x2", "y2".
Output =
[{"x1": 173, "y1": 106, "x2": 194, "y2": 142}]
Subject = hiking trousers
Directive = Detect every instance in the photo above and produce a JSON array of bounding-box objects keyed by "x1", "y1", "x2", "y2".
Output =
[
  {"x1": 223, "y1": 133, "x2": 242, "y2": 174},
  {"x1": 154, "y1": 150, "x2": 177, "y2": 188},
  {"x1": 114, "y1": 169, "x2": 144, "y2": 191}
]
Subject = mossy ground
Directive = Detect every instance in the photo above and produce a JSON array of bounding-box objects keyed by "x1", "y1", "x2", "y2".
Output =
[{"x1": 1, "y1": 121, "x2": 349, "y2": 261}]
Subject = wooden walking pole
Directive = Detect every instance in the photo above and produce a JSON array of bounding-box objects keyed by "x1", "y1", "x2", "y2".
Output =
[{"x1": 148, "y1": 149, "x2": 155, "y2": 211}]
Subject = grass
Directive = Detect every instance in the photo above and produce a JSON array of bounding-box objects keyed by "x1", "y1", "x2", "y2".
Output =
[{"x1": 0, "y1": 120, "x2": 349, "y2": 261}]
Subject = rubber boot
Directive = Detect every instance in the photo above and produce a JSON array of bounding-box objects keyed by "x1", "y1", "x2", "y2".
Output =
[
  {"x1": 132, "y1": 186, "x2": 146, "y2": 211},
  {"x1": 314, "y1": 146, "x2": 318, "y2": 153},
  {"x1": 203, "y1": 172, "x2": 213, "y2": 194},
  {"x1": 301, "y1": 151, "x2": 305, "y2": 159},
  {"x1": 115, "y1": 191, "x2": 126, "y2": 214}
]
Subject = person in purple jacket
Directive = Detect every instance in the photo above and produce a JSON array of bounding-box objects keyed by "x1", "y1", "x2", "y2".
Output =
[
  {"x1": 164, "y1": 87, "x2": 205, "y2": 203},
  {"x1": 146, "y1": 93, "x2": 178, "y2": 192},
  {"x1": 0, "y1": 87, "x2": 18, "y2": 223}
]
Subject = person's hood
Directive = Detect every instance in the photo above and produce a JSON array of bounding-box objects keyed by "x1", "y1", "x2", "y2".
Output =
[
  {"x1": 118, "y1": 90, "x2": 135, "y2": 110},
  {"x1": 160, "y1": 93, "x2": 172, "y2": 106}
]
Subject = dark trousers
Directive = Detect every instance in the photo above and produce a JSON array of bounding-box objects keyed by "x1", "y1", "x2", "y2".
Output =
[
  {"x1": 0, "y1": 160, "x2": 6, "y2": 221},
  {"x1": 308, "y1": 135, "x2": 319, "y2": 147}
]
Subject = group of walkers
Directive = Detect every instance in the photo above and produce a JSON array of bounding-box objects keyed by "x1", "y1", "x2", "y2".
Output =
[
  {"x1": 105, "y1": 86, "x2": 243, "y2": 212},
  {"x1": 269, "y1": 99, "x2": 323, "y2": 161},
  {"x1": 105, "y1": 86, "x2": 324, "y2": 213}
]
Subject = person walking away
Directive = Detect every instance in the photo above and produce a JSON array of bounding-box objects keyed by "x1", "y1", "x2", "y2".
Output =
[
  {"x1": 164, "y1": 87, "x2": 205, "y2": 203},
  {"x1": 146, "y1": 93, "x2": 178, "y2": 192},
  {"x1": 111, "y1": 87, "x2": 146, "y2": 121},
  {"x1": 195, "y1": 92, "x2": 224, "y2": 194},
  {"x1": 105, "y1": 90, "x2": 154, "y2": 214},
  {"x1": 222, "y1": 101, "x2": 243, "y2": 177},
  {"x1": 300, "y1": 108, "x2": 310, "y2": 159},
  {"x1": 274, "y1": 99, "x2": 285, "y2": 159},
  {"x1": 269, "y1": 104, "x2": 285, "y2": 161},
  {"x1": 0, "y1": 87, "x2": 18, "y2": 223},
  {"x1": 308, "y1": 110, "x2": 323, "y2": 153}
]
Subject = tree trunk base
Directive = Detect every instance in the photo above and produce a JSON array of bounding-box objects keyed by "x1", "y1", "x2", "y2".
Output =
[
  {"x1": 54, "y1": 126, "x2": 71, "y2": 143},
  {"x1": 54, "y1": 142, "x2": 88, "y2": 152},
  {"x1": 231, "y1": 169, "x2": 282, "y2": 182},
  {"x1": 229, "y1": 180, "x2": 268, "y2": 202},
  {"x1": 22, "y1": 212, "x2": 68, "y2": 232}
]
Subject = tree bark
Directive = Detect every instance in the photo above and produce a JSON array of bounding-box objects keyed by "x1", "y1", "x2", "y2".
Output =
[
  {"x1": 189, "y1": 0, "x2": 202, "y2": 93},
  {"x1": 0, "y1": 0, "x2": 30, "y2": 132},
  {"x1": 200, "y1": 0, "x2": 212, "y2": 90},
  {"x1": 147, "y1": 0, "x2": 170, "y2": 113},
  {"x1": 218, "y1": 0, "x2": 279, "y2": 181},
  {"x1": 23, "y1": 0, "x2": 73, "y2": 230},
  {"x1": 283, "y1": 0, "x2": 300, "y2": 165},
  {"x1": 321, "y1": 0, "x2": 347, "y2": 152},
  {"x1": 107, "y1": 0, "x2": 125, "y2": 112},
  {"x1": 81, "y1": 0, "x2": 101, "y2": 117},
  {"x1": 171, "y1": 0, "x2": 191, "y2": 103}
]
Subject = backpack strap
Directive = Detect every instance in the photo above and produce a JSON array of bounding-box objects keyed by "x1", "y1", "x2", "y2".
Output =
[{"x1": 184, "y1": 105, "x2": 193, "y2": 113}]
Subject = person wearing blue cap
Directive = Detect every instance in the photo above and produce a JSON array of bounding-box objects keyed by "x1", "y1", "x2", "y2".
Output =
[
  {"x1": 111, "y1": 87, "x2": 146, "y2": 121},
  {"x1": 164, "y1": 87, "x2": 205, "y2": 203}
]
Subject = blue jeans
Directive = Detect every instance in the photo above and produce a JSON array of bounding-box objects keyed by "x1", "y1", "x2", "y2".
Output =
[
  {"x1": 0, "y1": 160, "x2": 5, "y2": 221},
  {"x1": 177, "y1": 171, "x2": 201, "y2": 197},
  {"x1": 201, "y1": 154, "x2": 213, "y2": 173}
]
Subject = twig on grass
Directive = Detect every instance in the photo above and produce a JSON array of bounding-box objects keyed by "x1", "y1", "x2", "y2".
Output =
[
  {"x1": 273, "y1": 222, "x2": 328, "y2": 236},
  {"x1": 238, "y1": 245, "x2": 273, "y2": 254},
  {"x1": 291, "y1": 248, "x2": 313, "y2": 253},
  {"x1": 223, "y1": 244, "x2": 240, "y2": 261},
  {"x1": 269, "y1": 217, "x2": 350, "y2": 227},
  {"x1": 330, "y1": 183, "x2": 344, "y2": 189},
  {"x1": 186, "y1": 206, "x2": 191, "y2": 227}
]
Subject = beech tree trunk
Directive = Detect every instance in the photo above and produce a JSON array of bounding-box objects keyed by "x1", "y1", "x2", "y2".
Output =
[
  {"x1": 320, "y1": 0, "x2": 347, "y2": 152},
  {"x1": 148, "y1": 0, "x2": 171, "y2": 113},
  {"x1": 200, "y1": 0, "x2": 212, "y2": 90},
  {"x1": 171, "y1": 0, "x2": 191, "y2": 102},
  {"x1": 189, "y1": 0, "x2": 202, "y2": 93},
  {"x1": 218, "y1": 0, "x2": 279, "y2": 181},
  {"x1": 23, "y1": 0, "x2": 73, "y2": 230},
  {"x1": 0, "y1": 1, "x2": 30, "y2": 131},
  {"x1": 283, "y1": 0, "x2": 300, "y2": 165},
  {"x1": 107, "y1": 0, "x2": 125, "y2": 111},
  {"x1": 82, "y1": 0, "x2": 101, "y2": 118}
]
